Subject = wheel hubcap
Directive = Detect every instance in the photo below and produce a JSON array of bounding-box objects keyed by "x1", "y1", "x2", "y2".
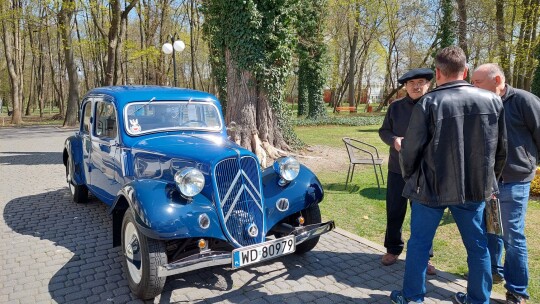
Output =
[{"x1": 124, "y1": 222, "x2": 142, "y2": 283}]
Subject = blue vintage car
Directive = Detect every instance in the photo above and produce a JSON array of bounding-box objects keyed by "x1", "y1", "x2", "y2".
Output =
[{"x1": 63, "y1": 86, "x2": 334, "y2": 300}]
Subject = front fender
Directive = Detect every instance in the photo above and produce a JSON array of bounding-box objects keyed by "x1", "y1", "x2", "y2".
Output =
[
  {"x1": 118, "y1": 179, "x2": 228, "y2": 241},
  {"x1": 262, "y1": 164, "x2": 324, "y2": 233},
  {"x1": 64, "y1": 136, "x2": 86, "y2": 186}
]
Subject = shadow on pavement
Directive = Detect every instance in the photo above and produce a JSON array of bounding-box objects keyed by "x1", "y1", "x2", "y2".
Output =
[
  {"x1": 4, "y1": 189, "x2": 464, "y2": 303},
  {"x1": 0, "y1": 151, "x2": 63, "y2": 166}
]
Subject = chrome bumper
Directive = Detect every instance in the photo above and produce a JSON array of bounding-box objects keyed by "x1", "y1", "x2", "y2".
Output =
[{"x1": 158, "y1": 220, "x2": 335, "y2": 277}]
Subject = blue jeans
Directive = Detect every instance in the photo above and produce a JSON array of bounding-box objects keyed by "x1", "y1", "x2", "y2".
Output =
[
  {"x1": 402, "y1": 201, "x2": 491, "y2": 304},
  {"x1": 487, "y1": 181, "x2": 530, "y2": 299}
]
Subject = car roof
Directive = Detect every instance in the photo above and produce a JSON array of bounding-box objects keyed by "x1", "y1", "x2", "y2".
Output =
[{"x1": 84, "y1": 85, "x2": 221, "y2": 109}]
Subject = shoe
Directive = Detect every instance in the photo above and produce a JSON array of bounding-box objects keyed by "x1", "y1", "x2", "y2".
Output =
[
  {"x1": 493, "y1": 272, "x2": 504, "y2": 284},
  {"x1": 454, "y1": 292, "x2": 468, "y2": 304},
  {"x1": 381, "y1": 253, "x2": 399, "y2": 266},
  {"x1": 506, "y1": 292, "x2": 526, "y2": 304},
  {"x1": 427, "y1": 260, "x2": 436, "y2": 275},
  {"x1": 390, "y1": 290, "x2": 424, "y2": 304}
]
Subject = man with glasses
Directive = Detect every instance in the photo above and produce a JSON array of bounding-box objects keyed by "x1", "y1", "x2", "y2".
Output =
[{"x1": 379, "y1": 68, "x2": 436, "y2": 275}]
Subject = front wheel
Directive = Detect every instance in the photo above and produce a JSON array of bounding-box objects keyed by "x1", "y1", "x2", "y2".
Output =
[
  {"x1": 122, "y1": 209, "x2": 167, "y2": 300},
  {"x1": 295, "y1": 204, "x2": 322, "y2": 255}
]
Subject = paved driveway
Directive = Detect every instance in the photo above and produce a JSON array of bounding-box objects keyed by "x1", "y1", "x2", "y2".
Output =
[{"x1": 0, "y1": 126, "x2": 503, "y2": 303}]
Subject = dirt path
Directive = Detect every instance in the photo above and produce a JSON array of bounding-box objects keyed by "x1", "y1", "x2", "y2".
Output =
[{"x1": 294, "y1": 145, "x2": 351, "y2": 175}]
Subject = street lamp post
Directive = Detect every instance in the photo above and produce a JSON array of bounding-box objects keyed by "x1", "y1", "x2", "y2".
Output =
[{"x1": 161, "y1": 34, "x2": 185, "y2": 87}]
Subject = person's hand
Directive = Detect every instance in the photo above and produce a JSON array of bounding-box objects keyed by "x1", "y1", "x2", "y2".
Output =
[{"x1": 394, "y1": 137, "x2": 403, "y2": 151}]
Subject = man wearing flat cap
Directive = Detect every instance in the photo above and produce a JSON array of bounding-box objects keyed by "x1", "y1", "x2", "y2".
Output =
[{"x1": 378, "y1": 68, "x2": 435, "y2": 273}]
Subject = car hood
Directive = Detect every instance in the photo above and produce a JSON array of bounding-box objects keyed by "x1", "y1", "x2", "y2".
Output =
[{"x1": 130, "y1": 133, "x2": 250, "y2": 164}]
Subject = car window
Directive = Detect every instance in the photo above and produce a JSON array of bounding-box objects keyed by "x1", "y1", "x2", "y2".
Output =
[
  {"x1": 124, "y1": 101, "x2": 222, "y2": 135},
  {"x1": 95, "y1": 101, "x2": 117, "y2": 139},
  {"x1": 82, "y1": 101, "x2": 92, "y2": 134}
]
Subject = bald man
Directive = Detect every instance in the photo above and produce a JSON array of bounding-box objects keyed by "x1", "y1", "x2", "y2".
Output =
[{"x1": 472, "y1": 64, "x2": 540, "y2": 304}]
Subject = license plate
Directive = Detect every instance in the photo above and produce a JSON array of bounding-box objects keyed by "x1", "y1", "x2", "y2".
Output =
[{"x1": 232, "y1": 235, "x2": 296, "y2": 269}]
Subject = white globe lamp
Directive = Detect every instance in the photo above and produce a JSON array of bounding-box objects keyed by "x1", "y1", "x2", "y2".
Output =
[
  {"x1": 162, "y1": 43, "x2": 173, "y2": 55},
  {"x1": 173, "y1": 40, "x2": 185, "y2": 52}
]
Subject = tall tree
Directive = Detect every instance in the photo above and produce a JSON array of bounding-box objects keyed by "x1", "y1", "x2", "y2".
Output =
[
  {"x1": 0, "y1": 0, "x2": 25, "y2": 124},
  {"x1": 439, "y1": 0, "x2": 456, "y2": 49},
  {"x1": 203, "y1": 0, "x2": 299, "y2": 165},
  {"x1": 90, "y1": 0, "x2": 137, "y2": 86},
  {"x1": 59, "y1": 0, "x2": 80, "y2": 126},
  {"x1": 296, "y1": 0, "x2": 327, "y2": 119},
  {"x1": 507, "y1": 0, "x2": 540, "y2": 89},
  {"x1": 456, "y1": 0, "x2": 468, "y2": 59},
  {"x1": 496, "y1": 0, "x2": 511, "y2": 78}
]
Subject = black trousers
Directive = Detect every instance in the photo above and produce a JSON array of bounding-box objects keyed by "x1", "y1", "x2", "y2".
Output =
[
  {"x1": 384, "y1": 171, "x2": 434, "y2": 257},
  {"x1": 384, "y1": 171, "x2": 408, "y2": 255}
]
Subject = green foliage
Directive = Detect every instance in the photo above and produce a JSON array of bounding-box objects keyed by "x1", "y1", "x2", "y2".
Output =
[
  {"x1": 439, "y1": 0, "x2": 456, "y2": 49},
  {"x1": 296, "y1": 0, "x2": 327, "y2": 120}
]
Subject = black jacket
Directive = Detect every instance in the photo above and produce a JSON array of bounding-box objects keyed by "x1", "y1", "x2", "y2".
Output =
[
  {"x1": 399, "y1": 81, "x2": 507, "y2": 206},
  {"x1": 500, "y1": 84, "x2": 540, "y2": 183},
  {"x1": 379, "y1": 95, "x2": 418, "y2": 174}
]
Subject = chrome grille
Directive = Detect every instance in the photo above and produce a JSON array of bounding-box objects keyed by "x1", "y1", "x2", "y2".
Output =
[{"x1": 214, "y1": 156, "x2": 264, "y2": 247}]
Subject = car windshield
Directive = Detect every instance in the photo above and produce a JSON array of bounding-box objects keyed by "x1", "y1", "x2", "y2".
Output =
[{"x1": 124, "y1": 101, "x2": 222, "y2": 135}]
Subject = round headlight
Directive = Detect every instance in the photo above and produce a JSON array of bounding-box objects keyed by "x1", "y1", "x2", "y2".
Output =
[
  {"x1": 273, "y1": 156, "x2": 300, "y2": 182},
  {"x1": 174, "y1": 167, "x2": 205, "y2": 197}
]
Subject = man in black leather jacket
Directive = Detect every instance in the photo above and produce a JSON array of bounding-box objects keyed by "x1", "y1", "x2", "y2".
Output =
[
  {"x1": 472, "y1": 63, "x2": 540, "y2": 304},
  {"x1": 390, "y1": 46, "x2": 507, "y2": 304},
  {"x1": 378, "y1": 68, "x2": 437, "y2": 275}
]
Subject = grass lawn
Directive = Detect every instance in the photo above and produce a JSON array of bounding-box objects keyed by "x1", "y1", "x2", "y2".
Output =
[{"x1": 295, "y1": 124, "x2": 540, "y2": 301}]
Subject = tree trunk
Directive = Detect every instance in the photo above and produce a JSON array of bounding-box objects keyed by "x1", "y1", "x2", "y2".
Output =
[
  {"x1": 347, "y1": 13, "x2": 359, "y2": 107},
  {"x1": 46, "y1": 25, "x2": 62, "y2": 116},
  {"x1": 456, "y1": 0, "x2": 469, "y2": 60},
  {"x1": 104, "y1": 0, "x2": 120, "y2": 86},
  {"x1": 496, "y1": 0, "x2": 511, "y2": 78},
  {"x1": 1, "y1": 0, "x2": 24, "y2": 125},
  {"x1": 297, "y1": 61, "x2": 308, "y2": 116},
  {"x1": 75, "y1": 17, "x2": 90, "y2": 92},
  {"x1": 224, "y1": 50, "x2": 287, "y2": 167},
  {"x1": 59, "y1": 0, "x2": 80, "y2": 127},
  {"x1": 512, "y1": 0, "x2": 533, "y2": 88}
]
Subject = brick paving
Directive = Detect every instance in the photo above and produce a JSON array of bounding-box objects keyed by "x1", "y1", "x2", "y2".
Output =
[{"x1": 0, "y1": 126, "x2": 504, "y2": 303}]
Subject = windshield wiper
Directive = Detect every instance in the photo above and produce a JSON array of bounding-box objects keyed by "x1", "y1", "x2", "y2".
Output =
[{"x1": 132, "y1": 97, "x2": 156, "y2": 115}]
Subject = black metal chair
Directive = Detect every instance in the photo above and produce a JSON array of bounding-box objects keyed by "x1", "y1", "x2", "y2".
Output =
[{"x1": 342, "y1": 137, "x2": 385, "y2": 193}]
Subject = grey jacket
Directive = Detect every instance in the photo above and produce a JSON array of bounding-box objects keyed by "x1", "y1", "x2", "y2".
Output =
[
  {"x1": 400, "y1": 81, "x2": 507, "y2": 206},
  {"x1": 500, "y1": 84, "x2": 540, "y2": 183}
]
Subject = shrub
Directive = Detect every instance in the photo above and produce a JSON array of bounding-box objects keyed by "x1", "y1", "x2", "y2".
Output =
[{"x1": 532, "y1": 167, "x2": 540, "y2": 196}]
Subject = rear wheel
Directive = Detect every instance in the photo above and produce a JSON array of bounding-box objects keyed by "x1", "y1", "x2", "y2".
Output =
[
  {"x1": 122, "y1": 209, "x2": 167, "y2": 300},
  {"x1": 295, "y1": 204, "x2": 322, "y2": 254},
  {"x1": 65, "y1": 156, "x2": 88, "y2": 204}
]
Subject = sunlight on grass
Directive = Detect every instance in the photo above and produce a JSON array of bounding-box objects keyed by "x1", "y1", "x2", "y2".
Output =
[{"x1": 295, "y1": 124, "x2": 540, "y2": 301}]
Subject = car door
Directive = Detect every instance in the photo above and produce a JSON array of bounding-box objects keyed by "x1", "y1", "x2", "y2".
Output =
[
  {"x1": 89, "y1": 99, "x2": 121, "y2": 205},
  {"x1": 80, "y1": 100, "x2": 93, "y2": 186}
]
